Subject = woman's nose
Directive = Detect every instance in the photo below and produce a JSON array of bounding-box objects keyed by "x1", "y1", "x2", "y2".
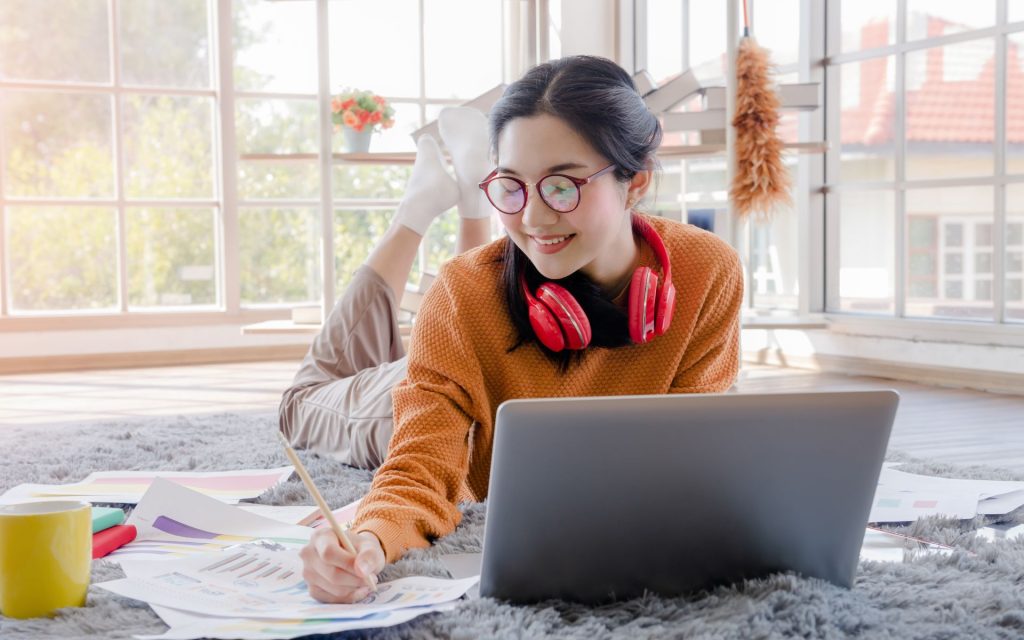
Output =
[{"x1": 520, "y1": 186, "x2": 560, "y2": 227}]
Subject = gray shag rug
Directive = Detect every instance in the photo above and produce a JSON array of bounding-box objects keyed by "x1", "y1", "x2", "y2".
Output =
[{"x1": 1, "y1": 412, "x2": 1023, "y2": 640}]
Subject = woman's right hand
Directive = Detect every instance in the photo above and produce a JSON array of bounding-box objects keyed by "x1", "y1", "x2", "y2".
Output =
[{"x1": 299, "y1": 527, "x2": 386, "y2": 603}]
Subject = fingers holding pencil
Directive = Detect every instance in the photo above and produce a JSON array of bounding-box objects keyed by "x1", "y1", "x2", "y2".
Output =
[
  {"x1": 301, "y1": 528, "x2": 385, "y2": 604},
  {"x1": 277, "y1": 431, "x2": 379, "y2": 596}
]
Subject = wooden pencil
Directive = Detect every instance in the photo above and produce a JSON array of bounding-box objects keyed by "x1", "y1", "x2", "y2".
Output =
[{"x1": 276, "y1": 431, "x2": 376, "y2": 592}]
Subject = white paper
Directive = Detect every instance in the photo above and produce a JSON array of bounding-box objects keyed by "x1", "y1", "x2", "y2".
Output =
[
  {"x1": 976, "y1": 489, "x2": 1024, "y2": 516},
  {"x1": 0, "y1": 467, "x2": 294, "y2": 505},
  {"x1": 975, "y1": 523, "x2": 1024, "y2": 543},
  {"x1": 237, "y1": 505, "x2": 319, "y2": 526},
  {"x1": 137, "y1": 603, "x2": 458, "y2": 640},
  {"x1": 878, "y1": 467, "x2": 1024, "y2": 502},
  {"x1": 868, "y1": 488, "x2": 980, "y2": 522},
  {"x1": 107, "y1": 478, "x2": 311, "y2": 572},
  {"x1": 97, "y1": 544, "x2": 479, "y2": 620}
]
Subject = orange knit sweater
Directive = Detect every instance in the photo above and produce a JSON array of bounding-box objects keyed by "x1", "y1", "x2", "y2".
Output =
[{"x1": 352, "y1": 214, "x2": 744, "y2": 563}]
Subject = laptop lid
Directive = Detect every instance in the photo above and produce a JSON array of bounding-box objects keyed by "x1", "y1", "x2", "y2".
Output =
[{"x1": 479, "y1": 390, "x2": 899, "y2": 604}]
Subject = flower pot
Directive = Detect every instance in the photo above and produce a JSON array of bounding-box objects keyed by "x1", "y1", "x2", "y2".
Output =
[{"x1": 341, "y1": 127, "x2": 373, "y2": 153}]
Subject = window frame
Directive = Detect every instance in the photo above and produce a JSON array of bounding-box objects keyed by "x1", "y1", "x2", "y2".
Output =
[
  {"x1": 631, "y1": 0, "x2": 1024, "y2": 346},
  {"x1": 824, "y1": 0, "x2": 1024, "y2": 333},
  {"x1": 0, "y1": 0, "x2": 514, "y2": 329},
  {"x1": 0, "y1": 0, "x2": 223, "y2": 320}
]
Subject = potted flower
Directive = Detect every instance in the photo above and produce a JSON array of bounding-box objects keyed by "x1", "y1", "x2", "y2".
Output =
[{"x1": 331, "y1": 88, "x2": 396, "y2": 153}]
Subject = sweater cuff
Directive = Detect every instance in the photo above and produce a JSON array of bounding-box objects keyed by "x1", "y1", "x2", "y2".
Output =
[{"x1": 352, "y1": 517, "x2": 426, "y2": 564}]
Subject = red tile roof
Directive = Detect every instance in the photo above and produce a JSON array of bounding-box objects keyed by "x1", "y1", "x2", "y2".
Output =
[{"x1": 841, "y1": 15, "x2": 1024, "y2": 146}]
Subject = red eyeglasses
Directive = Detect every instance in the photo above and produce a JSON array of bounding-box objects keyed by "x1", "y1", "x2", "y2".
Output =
[{"x1": 478, "y1": 164, "x2": 617, "y2": 215}]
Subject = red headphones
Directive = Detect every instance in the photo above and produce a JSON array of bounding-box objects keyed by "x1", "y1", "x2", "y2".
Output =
[{"x1": 521, "y1": 215, "x2": 676, "y2": 352}]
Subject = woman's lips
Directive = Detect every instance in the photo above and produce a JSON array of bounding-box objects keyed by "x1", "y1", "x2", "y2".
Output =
[{"x1": 530, "y1": 233, "x2": 576, "y2": 254}]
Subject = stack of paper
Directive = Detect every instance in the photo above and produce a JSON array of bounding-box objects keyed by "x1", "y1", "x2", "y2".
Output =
[
  {"x1": 868, "y1": 464, "x2": 1024, "y2": 523},
  {"x1": 0, "y1": 467, "x2": 295, "y2": 505},
  {"x1": 96, "y1": 479, "x2": 477, "y2": 639}
]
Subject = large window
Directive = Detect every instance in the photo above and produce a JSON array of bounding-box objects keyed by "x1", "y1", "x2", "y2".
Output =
[
  {"x1": 0, "y1": 0, "x2": 506, "y2": 320},
  {"x1": 828, "y1": 0, "x2": 1024, "y2": 323},
  {"x1": 0, "y1": 0, "x2": 217, "y2": 314},
  {"x1": 639, "y1": 0, "x2": 810, "y2": 314}
]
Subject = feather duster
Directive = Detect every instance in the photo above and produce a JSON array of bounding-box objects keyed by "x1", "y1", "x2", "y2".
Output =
[{"x1": 730, "y1": 34, "x2": 792, "y2": 220}]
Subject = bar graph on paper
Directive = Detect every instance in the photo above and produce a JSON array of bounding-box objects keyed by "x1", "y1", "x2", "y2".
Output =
[{"x1": 97, "y1": 545, "x2": 479, "y2": 621}]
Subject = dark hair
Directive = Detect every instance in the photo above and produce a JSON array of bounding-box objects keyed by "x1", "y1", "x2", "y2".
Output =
[{"x1": 489, "y1": 55, "x2": 663, "y2": 372}]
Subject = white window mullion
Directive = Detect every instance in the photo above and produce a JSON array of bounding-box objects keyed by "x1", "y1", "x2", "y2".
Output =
[
  {"x1": 417, "y1": 0, "x2": 428, "y2": 275},
  {"x1": 894, "y1": 0, "x2": 907, "y2": 318},
  {"x1": 0, "y1": 80, "x2": 6, "y2": 316},
  {"x1": 995, "y1": 0, "x2": 1008, "y2": 323},
  {"x1": 317, "y1": 0, "x2": 335, "y2": 318},
  {"x1": 216, "y1": 0, "x2": 240, "y2": 314},
  {"x1": 633, "y1": 0, "x2": 647, "y2": 74},
  {"x1": 111, "y1": 0, "x2": 128, "y2": 313},
  {"x1": 803, "y1": 0, "x2": 826, "y2": 315}
]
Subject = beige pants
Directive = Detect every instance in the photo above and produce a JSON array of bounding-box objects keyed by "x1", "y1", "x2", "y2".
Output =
[{"x1": 278, "y1": 266, "x2": 408, "y2": 470}]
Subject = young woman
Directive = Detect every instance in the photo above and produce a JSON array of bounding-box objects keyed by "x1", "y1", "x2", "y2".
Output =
[{"x1": 291, "y1": 55, "x2": 744, "y2": 604}]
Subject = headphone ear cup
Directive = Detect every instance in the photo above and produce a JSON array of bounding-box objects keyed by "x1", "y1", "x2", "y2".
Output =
[
  {"x1": 628, "y1": 267, "x2": 658, "y2": 344},
  {"x1": 536, "y1": 283, "x2": 591, "y2": 350},
  {"x1": 527, "y1": 294, "x2": 567, "y2": 352},
  {"x1": 655, "y1": 281, "x2": 676, "y2": 336}
]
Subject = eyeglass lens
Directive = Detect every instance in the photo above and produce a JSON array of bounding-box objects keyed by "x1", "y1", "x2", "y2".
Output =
[{"x1": 485, "y1": 175, "x2": 580, "y2": 214}]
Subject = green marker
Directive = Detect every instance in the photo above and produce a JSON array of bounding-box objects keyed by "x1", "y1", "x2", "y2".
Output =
[{"x1": 90, "y1": 506, "x2": 126, "y2": 534}]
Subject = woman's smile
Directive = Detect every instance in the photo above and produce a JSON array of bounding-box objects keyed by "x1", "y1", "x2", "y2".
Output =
[{"x1": 530, "y1": 233, "x2": 577, "y2": 254}]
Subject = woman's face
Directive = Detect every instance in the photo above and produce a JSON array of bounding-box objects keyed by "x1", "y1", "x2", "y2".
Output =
[{"x1": 494, "y1": 113, "x2": 642, "y2": 289}]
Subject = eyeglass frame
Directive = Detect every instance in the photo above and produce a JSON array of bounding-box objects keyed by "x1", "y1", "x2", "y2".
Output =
[{"x1": 477, "y1": 164, "x2": 618, "y2": 215}]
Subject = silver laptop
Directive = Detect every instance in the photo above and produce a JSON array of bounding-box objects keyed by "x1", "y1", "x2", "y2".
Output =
[{"x1": 473, "y1": 390, "x2": 899, "y2": 604}]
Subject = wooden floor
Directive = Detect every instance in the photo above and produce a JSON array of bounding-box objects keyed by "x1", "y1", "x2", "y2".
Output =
[{"x1": 0, "y1": 361, "x2": 1021, "y2": 472}]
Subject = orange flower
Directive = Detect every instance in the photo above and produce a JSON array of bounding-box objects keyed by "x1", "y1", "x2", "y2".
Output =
[
  {"x1": 373, "y1": 95, "x2": 385, "y2": 105},
  {"x1": 358, "y1": 111, "x2": 370, "y2": 123},
  {"x1": 341, "y1": 98, "x2": 356, "y2": 110},
  {"x1": 331, "y1": 98, "x2": 343, "y2": 112},
  {"x1": 343, "y1": 111, "x2": 359, "y2": 128},
  {"x1": 369, "y1": 111, "x2": 382, "y2": 123}
]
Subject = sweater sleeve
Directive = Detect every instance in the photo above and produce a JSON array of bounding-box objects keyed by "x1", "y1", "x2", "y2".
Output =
[
  {"x1": 669, "y1": 253, "x2": 744, "y2": 394},
  {"x1": 351, "y1": 266, "x2": 481, "y2": 564}
]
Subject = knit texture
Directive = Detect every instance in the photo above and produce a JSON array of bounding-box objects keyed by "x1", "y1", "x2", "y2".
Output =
[{"x1": 353, "y1": 214, "x2": 745, "y2": 563}]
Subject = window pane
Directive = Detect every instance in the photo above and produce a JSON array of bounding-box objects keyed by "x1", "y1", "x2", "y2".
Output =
[
  {"x1": 837, "y1": 190, "x2": 895, "y2": 314},
  {"x1": 688, "y1": 0, "x2": 726, "y2": 83},
  {"x1": 334, "y1": 209, "x2": 393, "y2": 293},
  {"x1": 239, "y1": 161, "x2": 320, "y2": 200},
  {"x1": 748, "y1": 166, "x2": 799, "y2": 311},
  {"x1": 906, "y1": 1, "x2": 994, "y2": 41},
  {"x1": 1012, "y1": 2, "x2": 1024, "y2": 23},
  {"x1": 839, "y1": 0, "x2": 895, "y2": 53},
  {"x1": 120, "y1": 0, "x2": 210, "y2": 88},
  {"x1": 7, "y1": 207, "x2": 117, "y2": 312},
  {"x1": 123, "y1": 95, "x2": 215, "y2": 198},
  {"x1": 240, "y1": 208, "x2": 321, "y2": 305},
  {"x1": 645, "y1": 0, "x2": 683, "y2": 84},
  {"x1": 839, "y1": 58, "x2": 895, "y2": 181},
  {"x1": 333, "y1": 165, "x2": 412, "y2": 200},
  {"x1": 236, "y1": 99, "x2": 319, "y2": 154},
  {"x1": 334, "y1": 207, "x2": 459, "y2": 295},
  {"x1": 1009, "y1": 33, "x2": 1024, "y2": 176},
  {"x1": 424, "y1": 0, "x2": 502, "y2": 99},
  {"x1": 755, "y1": 0, "x2": 800, "y2": 68},
  {"x1": 905, "y1": 40, "x2": 994, "y2": 180},
  {"x1": 2, "y1": 91, "x2": 114, "y2": 197},
  {"x1": 329, "y1": 0, "x2": 420, "y2": 98},
  {"x1": 906, "y1": 186, "x2": 993, "y2": 320},
  {"x1": 0, "y1": 0, "x2": 109, "y2": 82},
  {"x1": 234, "y1": 0, "x2": 317, "y2": 93},
  {"x1": 333, "y1": 102, "x2": 420, "y2": 154},
  {"x1": 127, "y1": 208, "x2": 217, "y2": 308},
  {"x1": 1008, "y1": 185, "x2": 1024, "y2": 323}
]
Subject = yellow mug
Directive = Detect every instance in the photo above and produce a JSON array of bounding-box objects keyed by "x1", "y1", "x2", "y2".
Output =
[{"x1": 0, "y1": 500, "x2": 92, "y2": 619}]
